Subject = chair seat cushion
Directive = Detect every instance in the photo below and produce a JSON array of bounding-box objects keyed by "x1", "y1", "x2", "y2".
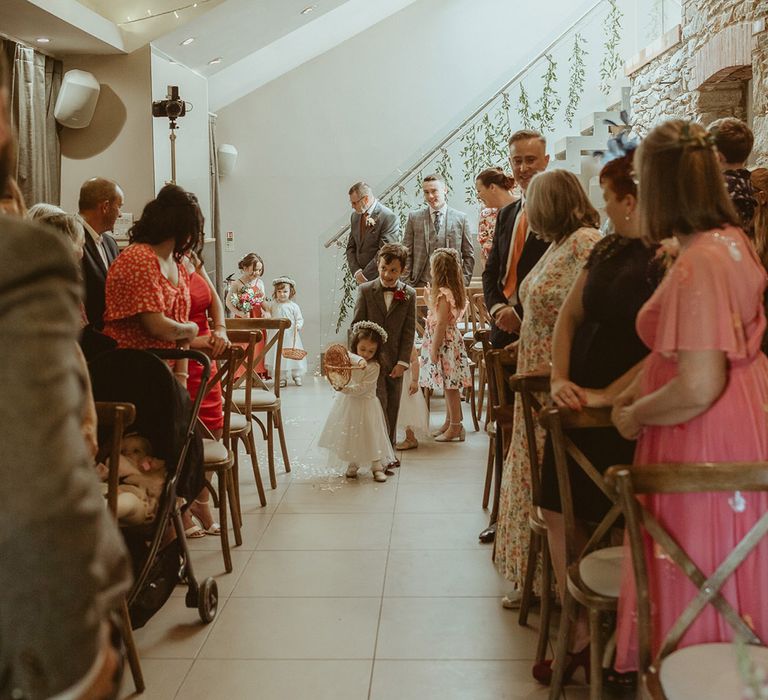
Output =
[
  {"x1": 202, "y1": 438, "x2": 230, "y2": 465},
  {"x1": 229, "y1": 413, "x2": 249, "y2": 432},
  {"x1": 660, "y1": 643, "x2": 768, "y2": 699},
  {"x1": 578, "y1": 546, "x2": 623, "y2": 598},
  {"x1": 232, "y1": 388, "x2": 279, "y2": 408}
]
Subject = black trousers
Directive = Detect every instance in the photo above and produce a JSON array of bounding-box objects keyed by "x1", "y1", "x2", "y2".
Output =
[{"x1": 377, "y1": 370, "x2": 403, "y2": 445}]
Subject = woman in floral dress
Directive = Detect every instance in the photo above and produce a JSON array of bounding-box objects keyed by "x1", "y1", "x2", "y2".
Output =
[{"x1": 493, "y1": 170, "x2": 602, "y2": 596}]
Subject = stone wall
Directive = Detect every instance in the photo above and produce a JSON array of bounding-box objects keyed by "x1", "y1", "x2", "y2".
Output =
[{"x1": 628, "y1": 0, "x2": 768, "y2": 164}]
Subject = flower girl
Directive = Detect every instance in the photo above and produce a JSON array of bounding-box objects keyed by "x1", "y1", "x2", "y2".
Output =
[
  {"x1": 317, "y1": 321, "x2": 395, "y2": 482},
  {"x1": 264, "y1": 276, "x2": 307, "y2": 386}
]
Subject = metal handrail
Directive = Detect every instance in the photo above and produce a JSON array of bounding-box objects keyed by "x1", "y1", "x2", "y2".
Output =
[{"x1": 323, "y1": 0, "x2": 607, "y2": 249}]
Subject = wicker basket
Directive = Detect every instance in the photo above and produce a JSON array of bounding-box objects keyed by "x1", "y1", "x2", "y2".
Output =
[{"x1": 282, "y1": 347, "x2": 307, "y2": 361}]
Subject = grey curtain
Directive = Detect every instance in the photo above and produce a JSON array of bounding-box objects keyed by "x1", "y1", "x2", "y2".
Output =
[
  {"x1": 11, "y1": 44, "x2": 62, "y2": 207},
  {"x1": 208, "y1": 113, "x2": 223, "y2": 296}
]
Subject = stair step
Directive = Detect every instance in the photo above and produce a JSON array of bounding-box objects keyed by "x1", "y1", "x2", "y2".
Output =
[
  {"x1": 554, "y1": 134, "x2": 608, "y2": 160},
  {"x1": 605, "y1": 84, "x2": 631, "y2": 114},
  {"x1": 579, "y1": 111, "x2": 623, "y2": 136}
]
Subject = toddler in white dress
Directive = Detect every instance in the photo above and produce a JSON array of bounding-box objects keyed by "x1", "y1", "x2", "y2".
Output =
[
  {"x1": 264, "y1": 276, "x2": 307, "y2": 386},
  {"x1": 395, "y1": 344, "x2": 429, "y2": 450},
  {"x1": 317, "y1": 321, "x2": 394, "y2": 482}
]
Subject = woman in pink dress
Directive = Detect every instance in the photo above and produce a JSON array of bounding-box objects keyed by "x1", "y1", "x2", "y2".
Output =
[{"x1": 612, "y1": 119, "x2": 768, "y2": 670}]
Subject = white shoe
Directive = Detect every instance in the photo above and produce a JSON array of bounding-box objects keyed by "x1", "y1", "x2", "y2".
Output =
[
  {"x1": 346, "y1": 464, "x2": 359, "y2": 479},
  {"x1": 373, "y1": 470, "x2": 387, "y2": 483},
  {"x1": 501, "y1": 590, "x2": 522, "y2": 610},
  {"x1": 293, "y1": 376, "x2": 303, "y2": 386}
]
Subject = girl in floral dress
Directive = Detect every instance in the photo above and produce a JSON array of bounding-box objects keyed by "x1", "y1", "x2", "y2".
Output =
[
  {"x1": 419, "y1": 248, "x2": 472, "y2": 442},
  {"x1": 493, "y1": 170, "x2": 601, "y2": 600}
]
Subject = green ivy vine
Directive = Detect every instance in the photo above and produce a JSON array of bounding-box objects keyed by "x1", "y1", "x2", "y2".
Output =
[
  {"x1": 533, "y1": 54, "x2": 561, "y2": 133},
  {"x1": 599, "y1": 0, "x2": 623, "y2": 95},
  {"x1": 565, "y1": 33, "x2": 588, "y2": 127},
  {"x1": 384, "y1": 184, "x2": 412, "y2": 237},
  {"x1": 435, "y1": 147, "x2": 454, "y2": 193},
  {"x1": 517, "y1": 84, "x2": 533, "y2": 130},
  {"x1": 335, "y1": 254, "x2": 357, "y2": 333}
]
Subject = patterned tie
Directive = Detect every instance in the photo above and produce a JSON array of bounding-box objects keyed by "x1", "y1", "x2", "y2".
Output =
[
  {"x1": 503, "y1": 208, "x2": 528, "y2": 300},
  {"x1": 434, "y1": 210, "x2": 442, "y2": 236}
]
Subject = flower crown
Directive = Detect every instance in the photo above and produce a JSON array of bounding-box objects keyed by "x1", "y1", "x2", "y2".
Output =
[
  {"x1": 272, "y1": 276, "x2": 296, "y2": 289},
  {"x1": 351, "y1": 320, "x2": 388, "y2": 344},
  {"x1": 678, "y1": 122, "x2": 716, "y2": 150}
]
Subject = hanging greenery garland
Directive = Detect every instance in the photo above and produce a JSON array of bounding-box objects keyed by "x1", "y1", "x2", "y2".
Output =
[
  {"x1": 565, "y1": 33, "x2": 588, "y2": 127},
  {"x1": 599, "y1": 0, "x2": 623, "y2": 95},
  {"x1": 533, "y1": 54, "x2": 561, "y2": 133},
  {"x1": 335, "y1": 254, "x2": 357, "y2": 333},
  {"x1": 459, "y1": 123, "x2": 483, "y2": 204},
  {"x1": 517, "y1": 84, "x2": 534, "y2": 130},
  {"x1": 435, "y1": 147, "x2": 454, "y2": 193},
  {"x1": 384, "y1": 184, "x2": 412, "y2": 237}
]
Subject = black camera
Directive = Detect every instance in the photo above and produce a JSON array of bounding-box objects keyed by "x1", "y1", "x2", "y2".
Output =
[{"x1": 152, "y1": 85, "x2": 186, "y2": 121}]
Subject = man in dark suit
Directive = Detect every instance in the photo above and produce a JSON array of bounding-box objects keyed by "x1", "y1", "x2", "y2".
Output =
[
  {"x1": 479, "y1": 129, "x2": 550, "y2": 549},
  {"x1": 77, "y1": 177, "x2": 124, "y2": 330},
  {"x1": 346, "y1": 181, "x2": 399, "y2": 284},
  {"x1": 352, "y1": 243, "x2": 416, "y2": 467}
]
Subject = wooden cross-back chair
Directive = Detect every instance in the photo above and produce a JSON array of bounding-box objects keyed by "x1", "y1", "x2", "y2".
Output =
[
  {"x1": 460, "y1": 284, "x2": 484, "y2": 431},
  {"x1": 226, "y1": 317, "x2": 291, "y2": 489},
  {"x1": 197, "y1": 344, "x2": 245, "y2": 573},
  {"x1": 95, "y1": 401, "x2": 144, "y2": 695},
  {"x1": 606, "y1": 462, "x2": 768, "y2": 700},
  {"x1": 509, "y1": 373, "x2": 554, "y2": 665},
  {"x1": 485, "y1": 348, "x2": 517, "y2": 517},
  {"x1": 471, "y1": 294, "x2": 493, "y2": 425},
  {"x1": 539, "y1": 405, "x2": 622, "y2": 700}
]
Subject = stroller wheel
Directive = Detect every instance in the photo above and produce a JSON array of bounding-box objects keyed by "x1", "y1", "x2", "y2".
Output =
[{"x1": 198, "y1": 577, "x2": 218, "y2": 623}]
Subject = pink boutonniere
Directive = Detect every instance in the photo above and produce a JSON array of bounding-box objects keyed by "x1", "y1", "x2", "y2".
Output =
[
  {"x1": 365, "y1": 214, "x2": 376, "y2": 227},
  {"x1": 393, "y1": 289, "x2": 406, "y2": 302}
]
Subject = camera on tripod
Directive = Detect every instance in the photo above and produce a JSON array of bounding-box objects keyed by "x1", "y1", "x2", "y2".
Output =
[{"x1": 152, "y1": 85, "x2": 186, "y2": 121}]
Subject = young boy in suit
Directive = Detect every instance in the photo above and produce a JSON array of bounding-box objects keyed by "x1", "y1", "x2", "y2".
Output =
[{"x1": 351, "y1": 243, "x2": 416, "y2": 467}]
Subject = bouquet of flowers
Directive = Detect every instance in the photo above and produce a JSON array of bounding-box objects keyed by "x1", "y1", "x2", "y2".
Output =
[{"x1": 230, "y1": 285, "x2": 259, "y2": 315}]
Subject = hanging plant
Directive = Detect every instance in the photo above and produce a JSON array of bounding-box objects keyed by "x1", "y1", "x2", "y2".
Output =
[
  {"x1": 435, "y1": 147, "x2": 454, "y2": 193},
  {"x1": 413, "y1": 169, "x2": 425, "y2": 199},
  {"x1": 383, "y1": 184, "x2": 412, "y2": 236},
  {"x1": 517, "y1": 84, "x2": 533, "y2": 130},
  {"x1": 335, "y1": 254, "x2": 357, "y2": 333},
  {"x1": 533, "y1": 54, "x2": 561, "y2": 134},
  {"x1": 565, "y1": 33, "x2": 588, "y2": 127},
  {"x1": 459, "y1": 123, "x2": 484, "y2": 204},
  {"x1": 599, "y1": 0, "x2": 624, "y2": 95}
]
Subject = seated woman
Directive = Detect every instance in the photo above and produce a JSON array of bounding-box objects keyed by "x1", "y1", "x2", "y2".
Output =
[
  {"x1": 103, "y1": 184, "x2": 201, "y2": 356},
  {"x1": 532, "y1": 152, "x2": 662, "y2": 686}
]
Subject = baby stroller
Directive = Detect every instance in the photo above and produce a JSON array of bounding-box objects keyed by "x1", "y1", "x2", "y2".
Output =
[{"x1": 89, "y1": 348, "x2": 218, "y2": 628}]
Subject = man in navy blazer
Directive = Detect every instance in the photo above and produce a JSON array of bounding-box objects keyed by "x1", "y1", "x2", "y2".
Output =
[
  {"x1": 479, "y1": 129, "x2": 550, "y2": 547},
  {"x1": 77, "y1": 177, "x2": 124, "y2": 330}
]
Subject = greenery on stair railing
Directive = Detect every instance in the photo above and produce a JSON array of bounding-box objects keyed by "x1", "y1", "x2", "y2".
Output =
[
  {"x1": 599, "y1": 0, "x2": 624, "y2": 94},
  {"x1": 565, "y1": 33, "x2": 588, "y2": 126},
  {"x1": 331, "y1": 0, "x2": 628, "y2": 333}
]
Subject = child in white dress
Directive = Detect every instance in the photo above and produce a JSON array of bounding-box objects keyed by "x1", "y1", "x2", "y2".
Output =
[
  {"x1": 264, "y1": 277, "x2": 307, "y2": 387},
  {"x1": 317, "y1": 321, "x2": 395, "y2": 482},
  {"x1": 395, "y1": 344, "x2": 430, "y2": 450}
]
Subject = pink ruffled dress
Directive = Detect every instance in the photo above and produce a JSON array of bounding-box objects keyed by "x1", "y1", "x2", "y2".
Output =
[
  {"x1": 616, "y1": 226, "x2": 768, "y2": 670},
  {"x1": 419, "y1": 287, "x2": 471, "y2": 390}
]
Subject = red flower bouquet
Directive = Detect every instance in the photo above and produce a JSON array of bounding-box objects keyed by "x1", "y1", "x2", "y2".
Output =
[{"x1": 230, "y1": 285, "x2": 259, "y2": 314}]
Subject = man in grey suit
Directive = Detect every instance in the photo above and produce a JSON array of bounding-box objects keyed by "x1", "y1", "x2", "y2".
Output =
[
  {"x1": 352, "y1": 243, "x2": 416, "y2": 464},
  {"x1": 346, "y1": 181, "x2": 399, "y2": 284},
  {"x1": 403, "y1": 174, "x2": 475, "y2": 286}
]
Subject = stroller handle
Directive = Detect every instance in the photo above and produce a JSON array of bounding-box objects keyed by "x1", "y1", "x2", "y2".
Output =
[{"x1": 149, "y1": 348, "x2": 211, "y2": 385}]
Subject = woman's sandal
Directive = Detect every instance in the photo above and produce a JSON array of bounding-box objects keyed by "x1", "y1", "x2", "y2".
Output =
[
  {"x1": 191, "y1": 499, "x2": 221, "y2": 536},
  {"x1": 184, "y1": 523, "x2": 206, "y2": 539},
  {"x1": 603, "y1": 668, "x2": 637, "y2": 691},
  {"x1": 532, "y1": 646, "x2": 590, "y2": 686}
]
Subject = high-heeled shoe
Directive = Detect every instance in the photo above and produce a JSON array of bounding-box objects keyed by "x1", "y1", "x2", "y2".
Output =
[
  {"x1": 434, "y1": 423, "x2": 466, "y2": 442},
  {"x1": 430, "y1": 425, "x2": 449, "y2": 437},
  {"x1": 532, "y1": 646, "x2": 590, "y2": 686}
]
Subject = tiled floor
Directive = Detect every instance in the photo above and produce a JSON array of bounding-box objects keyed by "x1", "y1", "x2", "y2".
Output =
[{"x1": 121, "y1": 378, "x2": 596, "y2": 699}]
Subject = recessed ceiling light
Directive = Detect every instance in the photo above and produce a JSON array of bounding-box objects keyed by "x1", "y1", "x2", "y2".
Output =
[
  {"x1": 180, "y1": 37, "x2": 195, "y2": 46},
  {"x1": 208, "y1": 57, "x2": 222, "y2": 65},
  {"x1": 36, "y1": 37, "x2": 51, "y2": 44},
  {"x1": 300, "y1": 5, "x2": 317, "y2": 15}
]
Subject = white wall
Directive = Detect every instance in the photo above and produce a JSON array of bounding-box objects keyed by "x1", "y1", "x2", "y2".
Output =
[
  {"x1": 60, "y1": 46, "x2": 155, "y2": 217},
  {"x1": 215, "y1": 0, "x2": 597, "y2": 367}
]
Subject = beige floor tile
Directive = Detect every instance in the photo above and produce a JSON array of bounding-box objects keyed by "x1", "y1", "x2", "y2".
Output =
[
  {"x1": 177, "y1": 660, "x2": 372, "y2": 700},
  {"x1": 401, "y1": 442, "x2": 488, "y2": 461},
  {"x1": 395, "y1": 481, "x2": 487, "y2": 513},
  {"x1": 277, "y1": 480, "x2": 396, "y2": 513},
  {"x1": 186, "y1": 513, "x2": 272, "y2": 551},
  {"x1": 384, "y1": 549, "x2": 508, "y2": 597},
  {"x1": 370, "y1": 660, "x2": 552, "y2": 700},
  {"x1": 132, "y1": 596, "x2": 223, "y2": 659},
  {"x1": 239, "y1": 480, "x2": 290, "y2": 514},
  {"x1": 398, "y1": 460, "x2": 490, "y2": 483},
  {"x1": 232, "y1": 549, "x2": 387, "y2": 597},
  {"x1": 257, "y1": 513, "x2": 393, "y2": 550},
  {"x1": 199, "y1": 596, "x2": 380, "y2": 659},
  {"x1": 390, "y1": 512, "x2": 493, "y2": 550},
  {"x1": 118, "y1": 658, "x2": 192, "y2": 700},
  {"x1": 171, "y1": 549, "x2": 252, "y2": 599},
  {"x1": 376, "y1": 597, "x2": 537, "y2": 660}
]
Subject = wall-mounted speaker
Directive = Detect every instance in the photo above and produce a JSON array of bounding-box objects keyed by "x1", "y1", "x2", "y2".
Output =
[
  {"x1": 218, "y1": 144, "x2": 238, "y2": 176},
  {"x1": 54, "y1": 70, "x2": 101, "y2": 129}
]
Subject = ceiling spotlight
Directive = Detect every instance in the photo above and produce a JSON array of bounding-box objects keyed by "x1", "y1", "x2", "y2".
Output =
[
  {"x1": 180, "y1": 37, "x2": 195, "y2": 45},
  {"x1": 208, "y1": 57, "x2": 222, "y2": 65},
  {"x1": 35, "y1": 37, "x2": 51, "y2": 44},
  {"x1": 300, "y1": 5, "x2": 317, "y2": 15}
]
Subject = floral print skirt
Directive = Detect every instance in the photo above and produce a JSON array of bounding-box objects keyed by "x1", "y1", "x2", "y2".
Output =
[{"x1": 419, "y1": 323, "x2": 471, "y2": 391}]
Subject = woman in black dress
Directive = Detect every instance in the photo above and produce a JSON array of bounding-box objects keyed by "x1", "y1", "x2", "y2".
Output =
[{"x1": 533, "y1": 152, "x2": 662, "y2": 685}]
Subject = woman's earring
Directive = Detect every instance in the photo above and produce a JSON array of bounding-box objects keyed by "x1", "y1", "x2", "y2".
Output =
[{"x1": 625, "y1": 213, "x2": 631, "y2": 221}]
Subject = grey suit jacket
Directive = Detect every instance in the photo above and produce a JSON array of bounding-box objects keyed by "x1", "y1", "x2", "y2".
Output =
[
  {"x1": 403, "y1": 206, "x2": 475, "y2": 286},
  {"x1": 0, "y1": 214, "x2": 130, "y2": 698},
  {"x1": 345, "y1": 201, "x2": 399, "y2": 281},
  {"x1": 351, "y1": 278, "x2": 416, "y2": 373}
]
